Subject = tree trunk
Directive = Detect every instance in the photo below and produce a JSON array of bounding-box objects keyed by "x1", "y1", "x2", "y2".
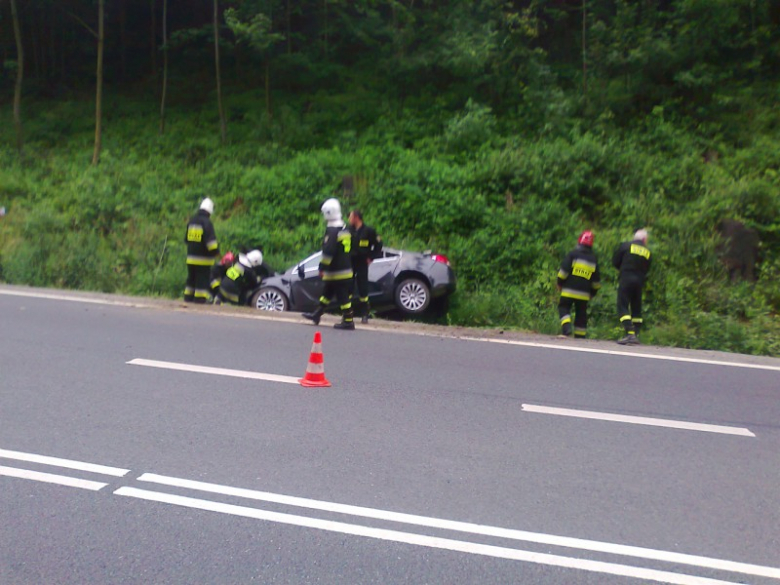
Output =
[
  {"x1": 265, "y1": 59, "x2": 271, "y2": 119},
  {"x1": 286, "y1": 0, "x2": 292, "y2": 55},
  {"x1": 159, "y1": 0, "x2": 168, "y2": 134},
  {"x1": 92, "y1": 0, "x2": 105, "y2": 166},
  {"x1": 120, "y1": 0, "x2": 128, "y2": 81},
  {"x1": 582, "y1": 0, "x2": 588, "y2": 97},
  {"x1": 214, "y1": 0, "x2": 227, "y2": 144},
  {"x1": 151, "y1": 0, "x2": 157, "y2": 75},
  {"x1": 10, "y1": 0, "x2": 24, "y2": 153}
]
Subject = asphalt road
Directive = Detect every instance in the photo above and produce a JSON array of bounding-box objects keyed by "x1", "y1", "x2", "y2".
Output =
[{"x1": 1, "y1": 286, "x2": 779, "y2": 585}]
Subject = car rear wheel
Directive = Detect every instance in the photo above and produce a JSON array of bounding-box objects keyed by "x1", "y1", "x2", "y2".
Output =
[
  {"x1": 394, "y1": 278, "x2": 431, "y2": 315},
  {"x1": 251, "y1": 287, "x2": 289, "y2": 312}
]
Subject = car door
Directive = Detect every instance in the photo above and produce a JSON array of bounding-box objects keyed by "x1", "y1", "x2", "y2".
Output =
[
  {"x1": 289, "y1": 252, "x2": 325, "y2": 310},
  {"x1": 367, "y1": 249, "x2": 401, "y2": 305}
]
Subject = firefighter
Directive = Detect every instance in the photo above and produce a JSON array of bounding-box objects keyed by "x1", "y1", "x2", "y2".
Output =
[
  {"x1": 184, "y1": 198, "x2": 219, "y2": 303},
  {"x1": 302, "y1": 198, "x2": 355, "y2": 330},
  {"x1": 613, "y1": 228, "x2": 652, "y2": 345},
  {"x1": 557, "y1": 230, "x2": 601, "y2": 338},
  {"x1": 348, "y1": 209, "x2": 383, "y2": 324},
  {"x1": 210, "y1": 251, "x2": 236, "y2": 298},
  {"x1": 216, "y1": 249, "x2": 263, "y2": 305}
]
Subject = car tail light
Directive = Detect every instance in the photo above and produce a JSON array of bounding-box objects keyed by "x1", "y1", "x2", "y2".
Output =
[{"x1": 431, "y1": 254, "x2": 450, "y2": 266}]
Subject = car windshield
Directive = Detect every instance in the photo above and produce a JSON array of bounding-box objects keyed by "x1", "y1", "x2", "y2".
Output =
[{"x1": 293, "y1": 252, "x2": 322, "y2": 273}]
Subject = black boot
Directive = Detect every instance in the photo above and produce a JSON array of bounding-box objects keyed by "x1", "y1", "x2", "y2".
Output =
[
  {"x1": 334, "y1": 309, "x2": 355, "y2": 330},
  {"x1": 303, "y1": 306, "x2": 325, "y2": 325}
]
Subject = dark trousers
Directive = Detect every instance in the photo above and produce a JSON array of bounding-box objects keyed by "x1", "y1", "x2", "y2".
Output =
[
  {"x1": 558, "y1": 296, "x2": 589, "y2": 337},
  {"x1": 617, "y1": 277, "x2": 644, "y2": 334},
  {"x1": 352, "y1": 258, "x2": 370, "y2": 316},
  {"x1": 320, "y1": 279, "x2": 353, "y2": 322},
  {"x1": 184, "y1": 265, "x2": 211, "y2": 303}
]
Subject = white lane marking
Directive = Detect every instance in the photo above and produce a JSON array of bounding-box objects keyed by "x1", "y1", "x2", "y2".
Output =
[
  {"x1": 522, "y1": 405, "x2": 756, "y2": 437},
  {"x1": 0, "y1": 465, "x2": 108, "y2": 491},
  {"x1": 460, "y1": 335, "x2": 780, "y2": 372},
  {"x1": 0, "y1": 289, "x2": 152, "y2": 308},
  {"x1": 5, "y1": 286, "x2": 780, "y2": 374},
  {"x1": 137, "y1": 473, "x2": 780, "y2": 580},
  {"x1": 115, "y1": 487, "x2": 736, "y2": 585},
  {"x1": 127, "y1": 358, "x2": 300, "y2": 385},
  {"x1": 0, "y1": 448, "x2": 130, "y2": 476}
]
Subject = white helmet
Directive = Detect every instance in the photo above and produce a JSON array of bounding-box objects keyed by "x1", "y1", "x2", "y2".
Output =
[
  {"x1": 245, "y1": 249, "x2": 263, "y2": 267},
  {"x1": 634, "y1": 228, "x2": 648, "y2": 244},
  {"x1": 321, "y1": 198, "x2": 342, "y2": 224},
  {"x1": 200, "y1": 197, "x2": 214, "y2": 215}
]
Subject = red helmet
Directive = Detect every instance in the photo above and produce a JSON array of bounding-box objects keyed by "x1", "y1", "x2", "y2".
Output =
[
  {"x1": 578, "y1": 230, "x2": 594, "y2": 246},
  {"x1": 220, "y1": 251, "x2": 236, "y2": 266}
]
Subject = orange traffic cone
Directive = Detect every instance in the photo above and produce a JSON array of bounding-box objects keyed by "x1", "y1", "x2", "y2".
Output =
[{"x1": 299, "y1": 331, "x2": 331, "y2": 387}]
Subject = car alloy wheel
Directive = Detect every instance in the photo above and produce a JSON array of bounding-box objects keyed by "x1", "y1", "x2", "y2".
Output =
[
  {"x1": 396, "y1": 278, "x2": 430, "y2": 314},
  {"x1": 254, "y1": 288, "x2": 288, "y2": 311}
]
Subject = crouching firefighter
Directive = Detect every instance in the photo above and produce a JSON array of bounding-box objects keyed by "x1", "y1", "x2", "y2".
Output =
[
  {"x1": 216, "y1": 249, "x2": 263, "y2": 306},
  {"x1": 210, "y1": 251, "x2": 236, "y2": 298},
  {"x1": 557, "y1": 230, "x2": 601, "y2": 338},
  {"x1": 303, "y1": 198, "x2": 355, "y2": 330}
]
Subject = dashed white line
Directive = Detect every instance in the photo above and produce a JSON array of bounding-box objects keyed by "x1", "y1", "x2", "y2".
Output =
[
  {"x1": 136, "y1": 472, "x2": 779, "y2": 580},
  {"x1": 114, "y1": 486, "x2": 738, "y2": 585},
  {"x1": 0, "y1": 465, "x2": 108, "y2": 491},
  {"x1": 0, "y1": 448, "x2": 130, "y2": 476},
  {"x1": 127, "y1": 358, "x2": 300, "y2": 385},
  {"x1": 521, "y1": 405, "x2": 756, "y2": 437}
]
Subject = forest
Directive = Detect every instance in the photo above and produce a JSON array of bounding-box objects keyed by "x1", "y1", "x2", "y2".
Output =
[{"x1": 0, "y1": 0, "x2": 779, "y2": 355}]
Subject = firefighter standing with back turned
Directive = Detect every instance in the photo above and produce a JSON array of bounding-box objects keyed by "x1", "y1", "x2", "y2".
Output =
[
  {"x1": 184, "y1": 198, "x2": 219, "y2": 303},
  {"x1": 303, "y1": 198, "x2": 356, "y2": 330},
  {"x1": 348, "y1": 209, "x2": 383, "y2": 324},
  {"x1": 613, "y1": 228, "x2": 652, "y2": 345},
  {"x1": 557, "y1": 230, "x2": 601, "y2": 338}
]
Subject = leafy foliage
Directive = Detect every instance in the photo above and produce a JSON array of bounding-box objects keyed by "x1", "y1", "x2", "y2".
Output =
[{"x1": 0, "y1": 0, "x2": 778, "y2": 354}]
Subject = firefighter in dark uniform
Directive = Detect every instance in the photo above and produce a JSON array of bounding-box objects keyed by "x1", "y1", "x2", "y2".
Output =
[
  {"x1": 210, "y1": 251, "x2": 235, "y2": 298},
  {"x1": 348, "y1": 209, "x2": 383, "y2": 324},
  {"x1": 216, "y1": 249, "x2": 263, "y2": 305},
  {"x1": 613, "y1": 228, "x2": 651, "y2": 345},
  {"x1": 557, "y1": 230, "x2": 601, "y2": 338},
  {"x1": 303, "y1": 198, "x2": 355, "y2": 330},
  {"x1": 184, "y1": 198, "x2": 219, "y2": 303}
]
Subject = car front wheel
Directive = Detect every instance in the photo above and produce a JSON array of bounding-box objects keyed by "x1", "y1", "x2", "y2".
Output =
[
  {"x1": 394, "y1": 278, "x2": 431, "y2": 315},
  {"x1": 251, "y1": 287, "x2": 289, "y2": 312}
]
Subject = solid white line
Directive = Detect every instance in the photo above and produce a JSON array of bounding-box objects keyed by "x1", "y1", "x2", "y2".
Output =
[
  {"x1": 0, "y1": 465, "x2": 108, "y2": 491},
  {"x1": 5, "y1": 286, "x2": 780, "y2": 373},
  {"x1": 521, "y1": 405, "x2": 756, "y2": 437},
  {"x1": 0, "y1": 289, "x2": 151, "y2": 308},
  {"x1": 127, "y1": 358, "x2": 300, "y2": 385},
  {"x1": 115, "y1": 487, "x2": 736, "y2": 585},
  {"x1": 459, "y1": 336, "x2": 780, "y2": 372},
  {"x1": 0, "y1": 448, "x2": 130, "y2": 476},
  {"x1": 136, "y1": 473, "x2": 780, "y2": 580}
]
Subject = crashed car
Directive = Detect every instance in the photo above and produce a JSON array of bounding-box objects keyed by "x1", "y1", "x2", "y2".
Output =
[{"x1": 249, "y1": 248, "x2": 456, "y2": 317}]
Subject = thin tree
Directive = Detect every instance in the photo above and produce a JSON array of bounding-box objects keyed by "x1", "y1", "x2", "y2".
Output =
[
  {"x1": 93, "y1": 0, "x2": 105, "y2": 165},
  {"x1": 150, "y1": 0, "x2": 157, "y2": 75},
  {"x1": 582, "y1": 0, "x2": 588, "y2": 96},
  {"x1": 159, "y1": 0, "x2": 169, "y2": 134},
  {"x1": 58, "y1": 1, "x2": 106, "y2": 164},
  {"x1": 10, "y1": 0, "x2": 24, "y2": 153},
  {"x1": 214, "y1": 0, "x2": 227, "y2": 144}
]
